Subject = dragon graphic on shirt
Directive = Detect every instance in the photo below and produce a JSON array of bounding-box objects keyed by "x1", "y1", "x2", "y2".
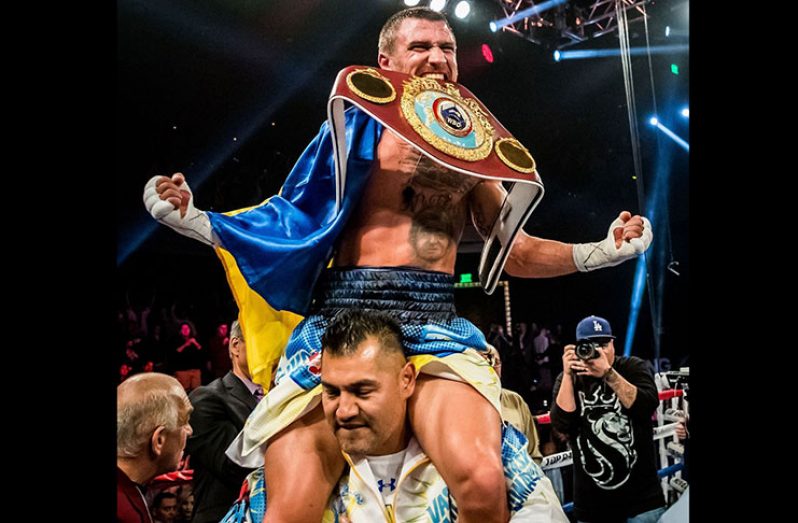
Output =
[{"x1": 575, "y1": 385, "x2": 636, "y2": 489}]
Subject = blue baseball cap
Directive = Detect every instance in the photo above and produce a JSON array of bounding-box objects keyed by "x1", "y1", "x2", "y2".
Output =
[{"x1": 576, "y1": 315, "x2": 615, "y2": 341}]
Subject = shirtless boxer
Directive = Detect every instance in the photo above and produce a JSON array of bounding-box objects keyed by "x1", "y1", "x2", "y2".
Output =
[{"x1": 143, "y1": 8, "x2": 651, "y2": 523}]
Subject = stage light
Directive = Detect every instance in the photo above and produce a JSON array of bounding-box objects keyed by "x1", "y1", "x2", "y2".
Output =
[
  {"x1": 666, "y1": 26, "x2": 688, "y2": 38},
  {"x1": 430, "y1": 0, "x2": 447, "y2": 12},
  {"x1": 481, "y1": 43, "x2": 494, "y2": 63},
  {"x1": 403, "y1": 0, "x2": 421, "y2": 6},
  {"x1": 680, "y1": 107, "x2": 689, "y2": 118},
  {"x1": 554, "y1": 45, "x2": 688, "y2": 61},
  {"x1": 553, "y1": 50, "x2": 561, "y2": 62},
  {"x1": 649, "y1": 118, "x2": 690, "y2": 152},
  {"x1": 654, "y1": 122, "x2": 689, "y2": 152},
  {"x1": 489, "y1": 0, "x2": 567, "y2": 32},
  {"x1": 454, "y1": 1, "x2": 471, "y2": 19}
]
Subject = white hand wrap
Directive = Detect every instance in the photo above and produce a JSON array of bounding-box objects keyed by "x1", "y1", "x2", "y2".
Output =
[
  {"x1": 572, "y1": 216, "x2": 652, "y2": 272},
  {"x1": 143, "y1": 175, "x2": 215, "y2": 246}
]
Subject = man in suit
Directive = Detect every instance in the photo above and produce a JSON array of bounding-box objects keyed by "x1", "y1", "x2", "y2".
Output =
[
  {"x1": 118, "y1": 373, "x2": 194, "y2": 523},
  {"x1": 186, "y1": 320, "x2": 260, "y2": 523}
]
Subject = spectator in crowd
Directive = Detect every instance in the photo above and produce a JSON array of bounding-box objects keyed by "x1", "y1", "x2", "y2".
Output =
[
  {"x1": 208, "y1": 322, "x2": 232, "y2": 379},
  {"x1": 151, "y1": 491, "x2": 179, "y2": 523},
  {"x1": 487, "y1": 322, "x2": 512, "y2": 361},
  {"x1": 176, "y1": 484, "x2": 195, "y2": 523},
  {"x1": 513, "y1": 321, "x2": 534, "y2": 367},
  {"x1": 173, "y1": 321, "x2": 204, "y2": 392},
  {"x1": 533, "y1": 327, "x2": 553, "y2": 391},
  {"x1": 120, "y1": 363, "x2": 134, "y2": 383},
  {"x1": 142, "y1": 323, "x2": 169, "y2": 373}
]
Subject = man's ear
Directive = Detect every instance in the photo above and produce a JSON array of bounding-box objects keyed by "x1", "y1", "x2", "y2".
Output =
[
  {"x1": 150, "y1": 426, "x2": 167, "y2": 458},
  {"x1": 400, "y1": 362, "x2": 416, "y2": 398},
  {"x1": 378, "y1": 52, "x2": 391, "y2": 70}
]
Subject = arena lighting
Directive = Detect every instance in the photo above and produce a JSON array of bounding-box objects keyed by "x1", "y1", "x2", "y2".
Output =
[
  {"x1": 556, "y1": 44, "x2": 689, "y2": 61},
  {"x1": 652, "y1": 121, "x2": 689, "y2": 152},
  {"x1": 429, "y1": 0, "x2": 447, "y2": 13},
  {"x1": 624, "y1": 137, "x2": 677, "y2": 364},
  {"x1": 553, "y1": 50, "x2": 561, "y2": 62},
  {"x1": 481, "y1": 43, "x2": 494, "y2": 63},
  {"x1": 403, "y1": 0, "x2": 421, "y2": 6},
  {"x1": 680, "y1": 107, "x2": 689, "y2": 118},
  {"x1": 623, "y1": 249, "x2": 648, "y2": 358},
  {"x1": 454, "y1": 1, "x2": 471, "y2": 19},
  {"x1": 649, "y1": 116, "x2": 658, "y2": 126},
  {"x1": 665, "y1": 26, "x2": 688, "y2": 38},
  {"x1": 489, "y1": 0, "x2": 567, "y2": 33}
]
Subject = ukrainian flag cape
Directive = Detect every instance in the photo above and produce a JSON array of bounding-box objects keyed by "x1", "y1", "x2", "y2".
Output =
[{"x1": 207, "y1": 108, "x2": 382, "y2": 389}]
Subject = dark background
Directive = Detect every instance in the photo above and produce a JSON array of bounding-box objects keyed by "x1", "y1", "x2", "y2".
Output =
[{"x1": 117, "y1": 0, "x2": 689, "y2": 365}]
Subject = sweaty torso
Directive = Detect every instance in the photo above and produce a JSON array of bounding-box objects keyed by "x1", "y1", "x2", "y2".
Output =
[{"x1": 335, "y1": 130, "x2": 480, "y2": 273}]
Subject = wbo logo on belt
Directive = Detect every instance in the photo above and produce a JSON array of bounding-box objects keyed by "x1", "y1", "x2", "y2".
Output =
[{"x1": 400, "y1": 75, "x2": 493, "y2": 162}]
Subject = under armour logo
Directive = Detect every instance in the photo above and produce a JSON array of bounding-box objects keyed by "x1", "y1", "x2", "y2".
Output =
[
  {"x1": 593, "y1": 321, "x2": 603, "y2": 332},
  {"x1": 377, "y1": 478, "x2": 396, "y2": 492}
]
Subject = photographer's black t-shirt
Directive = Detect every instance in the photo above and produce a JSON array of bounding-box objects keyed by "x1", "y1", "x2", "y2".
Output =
[{"x1": 550, "y1": 356, "x2": 665, "y2": 521}]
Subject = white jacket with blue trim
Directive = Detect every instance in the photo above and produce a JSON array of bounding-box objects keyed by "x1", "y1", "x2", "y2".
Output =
[{"x1": 323, "y1": 423, "x2": 568, "y2": 522}]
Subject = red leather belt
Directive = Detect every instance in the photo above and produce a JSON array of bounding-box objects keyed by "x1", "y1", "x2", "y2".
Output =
[{"x1": 328, "y1": 65, "x2": 546, "y2": 294}]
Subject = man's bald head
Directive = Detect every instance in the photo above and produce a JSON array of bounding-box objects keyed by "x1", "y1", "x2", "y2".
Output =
[{"x1": 117, "y1": 373, "x2": 191, "y2": 458}]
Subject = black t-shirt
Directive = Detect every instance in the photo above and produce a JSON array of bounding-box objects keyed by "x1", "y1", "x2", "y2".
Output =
[{"x1": 550, "y1": 356, "x2": 665, "y2": 521}]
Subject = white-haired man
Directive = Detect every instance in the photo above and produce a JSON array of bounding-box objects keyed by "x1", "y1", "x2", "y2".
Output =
[{"x1": 117, "y1": 373, "x2": 193, "y2": 523}]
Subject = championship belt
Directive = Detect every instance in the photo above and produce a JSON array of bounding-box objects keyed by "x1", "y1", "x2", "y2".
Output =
[{"x1": 327, "y1": 66, "x2": 544, "y2": 294}]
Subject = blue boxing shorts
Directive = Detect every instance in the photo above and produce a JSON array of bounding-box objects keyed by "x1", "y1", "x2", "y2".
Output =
[{"x1": 227, "y1": 267, "x2": 501, "y2": 467}]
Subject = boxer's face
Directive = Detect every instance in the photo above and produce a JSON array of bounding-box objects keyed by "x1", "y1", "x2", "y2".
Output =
[{"x1": 379, "y1": 18, "x2": 458, "y2": 83}]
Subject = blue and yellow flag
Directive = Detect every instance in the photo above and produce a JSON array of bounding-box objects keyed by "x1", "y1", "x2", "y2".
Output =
[{"x1": 208, "y1": 108, "x2": 382, "y2": 389}]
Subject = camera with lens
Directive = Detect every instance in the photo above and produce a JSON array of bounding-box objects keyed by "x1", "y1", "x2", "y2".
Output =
[{"x1": 574, "y1": 340, "x2": 601, "y2": 360}]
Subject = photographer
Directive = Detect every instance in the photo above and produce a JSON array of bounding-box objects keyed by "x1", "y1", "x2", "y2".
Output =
[{"x1": 550, "y1": 315, "x2": 665, "y2": 523}]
